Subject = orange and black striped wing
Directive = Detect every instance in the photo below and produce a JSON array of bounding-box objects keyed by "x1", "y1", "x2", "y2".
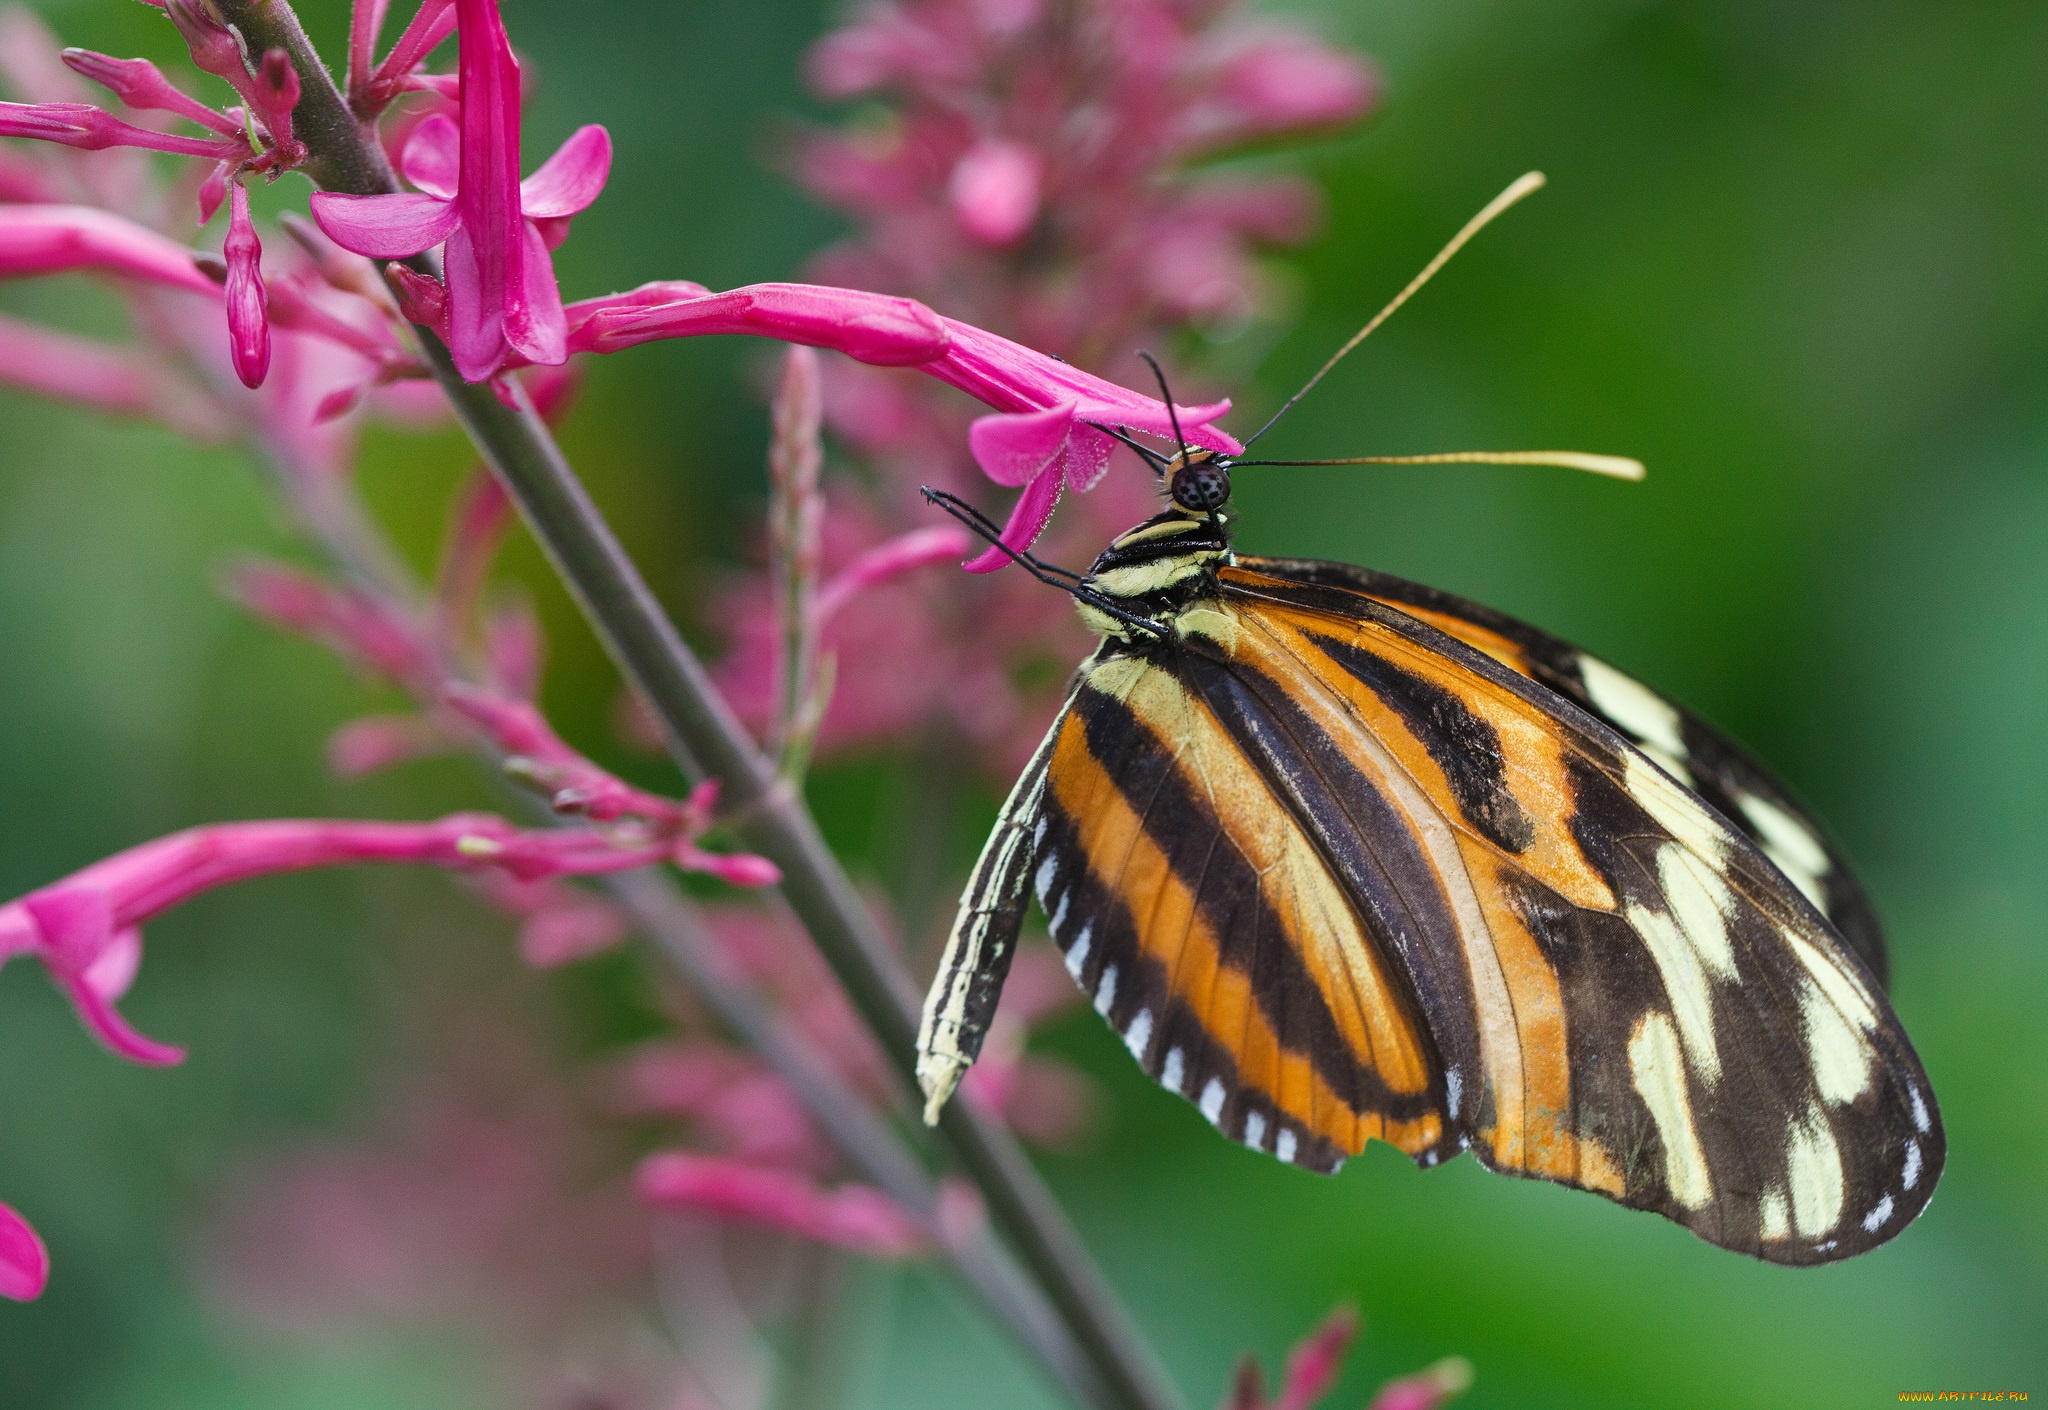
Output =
[
  {"x1": 1175, "y1": 565, "x2": 1941, "y2": 1262},
  {"x1": 1027, "y1": 646, "x2": 1457, "y2": 1173},
  {"x1": 1239, "y1": 555, "x2": 1888, "y2": 985}
]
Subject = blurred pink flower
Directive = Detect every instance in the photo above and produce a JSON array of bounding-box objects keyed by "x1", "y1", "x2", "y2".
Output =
[
  {"x1": 0, "y1": 815, "x2": 773, "y2": 1066},
  {"x1": 310, "y1": 0, "x2": 612, "y2": 380},
  {"x1": 948, "y1": 137, "x2": 1040, "y2": 245},
  {"x1": 0, "y1": 1199, "x2": 49, "y2": 1302},
  {"x1": 636, "y1": 1153, "x2": 932, "y2": 1260},
  {"x1": 1225, "y1": 1308, "x2": 1473, "y2": 1410},
  {"x1": 0, "y1": 203, "x2": 216, "y2": 292}
]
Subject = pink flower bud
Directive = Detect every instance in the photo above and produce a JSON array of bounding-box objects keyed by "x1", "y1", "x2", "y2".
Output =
[
  {"x1": 0, "y1": 99, "x2": 241, "y2": 158},
  {"x1": 163, "y1": 0, "x2": 250, "y2": 96},
  {"x1": 0, "y1": 1201, "x2": 48, "y2": 1302},
  {"x1": 1272, "y1": 1307, "x2": 1357, "y2": 1410},
  {"x1": 251, "y1": 48, "x2": 305, "y2": 165},
  {"x1": 0, "y1": 204, "x2": 220, "y2": 292},
  {"x1": 59, "y1": 48, "x2": 243, "y2": 136},
  {"x1": 327, "y1": 713, "x2": 446, "y2": 778},
  {"x1": 676, "y1": 847, "x2": 781, "y2": 890},
  {"x1": 948, "y1": 139, "x2": 1041, "y2": 245},
  {"x1": 223, "y1": 181, "x2": 270, "y2": 388}
]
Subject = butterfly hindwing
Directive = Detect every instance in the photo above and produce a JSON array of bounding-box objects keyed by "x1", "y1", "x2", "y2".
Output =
[
  {"x1": 1238, "y1": 556, "x2": 1889, "y2": 985},
  {"x1": 1202, "y1": 564, "x2": 1941, "y2": 1261},
  {"x1": 1028, "y1": 647, "x2": 1461, "y2": 1172}
]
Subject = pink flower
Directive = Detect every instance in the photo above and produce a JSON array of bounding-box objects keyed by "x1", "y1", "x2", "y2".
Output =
[
  {"x1": 0, "y1": 310, "x2": 227, "y2": 439},
  {"x1": 310, "y1": 0, "x2": 612, "y2": 380},
  {"x1": 0, "y1": 204, "x2": 216, "y2": 293},
  {"x1": 635, "y1": 1153, "x2": 932, "y2": 1260},
  {"x1": 1225, "y1": 1308, "x2": 1474, "y2": 1410},
  {"x1": 566, "y1": 280, "x2": 1240, "y2": 569},
  {"x1": 0, "y1": 1200, "x2": 49, "y2": 1302}
]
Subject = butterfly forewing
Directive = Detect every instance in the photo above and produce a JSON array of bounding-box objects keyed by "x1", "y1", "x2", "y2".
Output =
[
  {"x1": 1205, "y1": 564, "x2": 1941, "y2": 1261},
  {"x1": 1240, "y1": 556, "x2": 1888, "y2": 985}
]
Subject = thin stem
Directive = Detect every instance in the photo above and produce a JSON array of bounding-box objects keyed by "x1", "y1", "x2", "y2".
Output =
[{"x1": 211, "y1": 6, "x2": 1181, "y2": 1406}]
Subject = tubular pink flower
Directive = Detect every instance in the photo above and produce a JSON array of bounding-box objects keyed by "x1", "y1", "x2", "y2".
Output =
[
  {"x1": 440, "y1": 686, "x2": 706, "y2": 828},
  {"x1": 310, "y1": 88, "x2": 612, "y2": 380},
  {"x1": 0, "y1": 815, "x2": 708, "y2": 1065},
  {"x1": 567, "y1": 281, "x2": 1238, "y2": 570},
  {"x1": 0, "y1": 1200, "x2": 48, "y2": 1302},
  {"x1": 249, "y1": 48, "x2": 306, "y2": 168},
  {"x1": 226, "y1": 559, "x2": 432, "y2": 684},
  {"x1": 948, "y1": 138, "x2": 1040, "y2": 245},
  {"x1": 224, "y1": 181, "x2": 271, "y2": 388},
  {"x1": 0, "y1": 99, "x2": 242, "y2": 159},
  {"x1": 326, "y1": 712, "x2": 448, "y2": 777},
  {"x1": 359, "y1": 0, "x2": 456, "y2": 113},
  {"x1": 634, "y1": 1153, "x2": 931, "y2": 1260},
  {"x1": 1272, "y1": 1307, "x2": 1358, "y2": 1410},
  {"x1": 0, "y1": 204, "x2": 218, "y2": 292},
  {"x1": 59, "y1": 48, "x2": 244, "y2": 137}
]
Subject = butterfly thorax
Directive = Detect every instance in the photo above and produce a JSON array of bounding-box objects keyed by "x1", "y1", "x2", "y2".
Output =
[{"x1": 1076, "y1": 506, "x2": 1233, "y2": 639}]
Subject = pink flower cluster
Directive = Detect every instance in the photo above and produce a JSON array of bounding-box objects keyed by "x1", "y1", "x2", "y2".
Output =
[{"x1": 708, "y1": 0, "x2": 1377, "y2": 762}]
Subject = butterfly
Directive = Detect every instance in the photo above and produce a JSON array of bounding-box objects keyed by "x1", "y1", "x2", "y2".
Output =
[{"x1": 914, "y1": 174, "x2": 1943, "y2": 1265}]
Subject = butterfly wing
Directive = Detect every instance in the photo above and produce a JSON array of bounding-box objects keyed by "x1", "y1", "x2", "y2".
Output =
[
  {"x1": 1194, "y1": 564, "x2": 1940, "y2": 1262},
  {"x1": 1238, "y1": 556, "x2": 1888, "y2": 985}
]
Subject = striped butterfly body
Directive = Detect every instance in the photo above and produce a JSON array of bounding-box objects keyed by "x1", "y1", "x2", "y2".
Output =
[{"x1": 918, "y1": 453, "x2": 1943, "y2": 1265}]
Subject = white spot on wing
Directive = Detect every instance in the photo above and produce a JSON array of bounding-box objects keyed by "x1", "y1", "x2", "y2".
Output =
[
  {"x1": 1034, "y1": 855, "x2": 1058, "y2": 905},
  {"x1": 1787, "y1": 1104, "x2": 1845, "y2": 1238},
  {"x1": 1161, "y1": 1047, "x2": 1186, "y2": 1094},
  {"x1": 1629, "y1": 1011, "x2": 1713, "y2": 1209},
  {"x1": 1243, "y1": 1111, "x2": 1267, "y2": 1152},
  {"x1": 1627, "y1": 901, "x2": 1723, "y2": 1083},
  {"x1": 1199, "y1": 1077, "x2": 1226, "y2": 1126},
  {"x1": 1656, "y1": 842, "x2": 1737, "y2": 980},
  {"x1": 1032, "y1": 815, "x2": 1047, "y2": 851},
  {"x1": 1909, "y1": 1086, "x2": 1930, "y2": 1134},
  {"x1": 1760, "y1": 1186, "x2": 1790, "y2": 1240},
  {"x1": 1275, "y1": 1129, "x2": 1297, "y2": 1164},
  {"x1": 1902, "y1": 1140, "x2": 1921, "y2": 1191},
  {"x1": 1862, "y1": 1193, "x2": 1895, "y2": 1233},
  {"x1": 1625, "y1": 754, "x2": 1727, "y2": 863},
  {"x1": 1801, "y1": 976, "x2": 1874, "y2": 1105},
  {"x1": 1445, "y1": 1067, "x2": 1463, "y2": 1120},
  {"x1": 1048, "y1": 890, "x2": 1070, "y2": 939},
  {"x1": 1123, "y1": 1007, "x2": 1152, "y2": 1060},
  {"x1": 1093, "y1": 965, "x2": 1118, "y2": 1016},
  {"x1": 1784, "y1": 931, "x2": 1879, "y2": 1031},
  {"x1": 1064, "y1": 922, "x2": 1092, "y2": 979},
  {"x1": 1738, "y1": 791, "x2": 1833, "y2": 913},
  {"x1": 1580, "y1": 655, "x2": 1687, "y2": 757}
]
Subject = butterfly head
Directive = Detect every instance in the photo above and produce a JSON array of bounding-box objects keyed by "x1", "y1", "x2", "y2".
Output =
[{"x1": 1166, "y1": 447, "x2": 1232, "y2": 515}]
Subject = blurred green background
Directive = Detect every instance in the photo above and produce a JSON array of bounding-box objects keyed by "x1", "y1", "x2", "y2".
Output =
[{"x1": 2, "y1": 0, "x2": 2044, "y2": 1406}]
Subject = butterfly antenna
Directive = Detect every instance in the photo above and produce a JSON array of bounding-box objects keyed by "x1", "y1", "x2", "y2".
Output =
[
  {"x1": 1136, "y1": 350, "x2": 1189, "y2": 462},
  {"x1": 1230, "y1": 449, "x2": 1646, "y2": 481},
  {"x1": 1090, "y1": 421, "x2": 1173, "y2": 475},
  {"x1": 1242, "y1": 171, "x2": 1549, "y2": 450}
]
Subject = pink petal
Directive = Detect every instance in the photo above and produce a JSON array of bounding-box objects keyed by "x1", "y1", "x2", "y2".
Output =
[
  {"x1": 223, "y1": 181, "x2": 269, "y2": 389},
  {"x1": 0, "y1": 1201, "x2": 49, "y2": 1302},
  {"x1": 81, "y1": 925, "x2": 143, "y2": 1002},
  {"x1": 967, "y1": 402, "x2": 1078, "y2": 487},
  {"x1": 20, "y1": 887, "x2": 115, "y2": 973},
  {"x1": 0, "y1": 204, "x2": 218, "y2": 293},
  {"x1": 58, "y1": 969, "x2": 186, "y2": 1066},
  {"x1": 1061, "y1": 423, "x2": 1114, "y2": 493},
  {"x1": 519, "y1": 123, "x2": 611, "y2": 218},
  {"x1": 503, "y1": 219, "x2": 566, "y2": 368},
  {"x1": 453, "y1": 0, "x2": 524, "y2": 377},
  {"x1": 814, "y1": 525, "x2": 973, "y2": 622},
  {"x1": 442, "y1": 223, "x2": 505, "y2": 381},
  {"x1": 1273, "y1": 1307, "x2": 1359, "y2": 1410},
  {"x1": 399, "y1": 112, "x2": 460, "y2": 198},
  {"x1": 308, "y1": 190, "x2": 459, "y2": 259},
  {"x1": 962, "y1": 461, "x2": 1063, "y2": 574}
]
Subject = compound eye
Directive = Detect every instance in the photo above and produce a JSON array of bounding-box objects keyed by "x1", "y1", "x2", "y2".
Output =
[{"x1": 1170, "y1": 462, "x2": 1230, "y2": 513}]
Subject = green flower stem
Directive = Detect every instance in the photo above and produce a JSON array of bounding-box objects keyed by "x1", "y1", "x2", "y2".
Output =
[{"x1": 211, "y1": 6, "x2": 1182, "y2": 1407}]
